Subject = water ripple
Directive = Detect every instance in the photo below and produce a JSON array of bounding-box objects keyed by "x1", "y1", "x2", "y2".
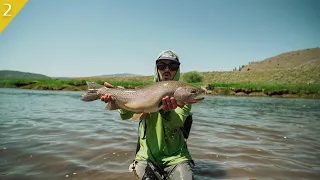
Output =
[{"x1": 1, "y1": 88, "x2": 320, "y2": 179}]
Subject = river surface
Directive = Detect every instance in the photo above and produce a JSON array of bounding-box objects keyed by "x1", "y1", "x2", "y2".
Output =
[{"x1": 0, "y1": 88, "x2": 320, "y2": 180}]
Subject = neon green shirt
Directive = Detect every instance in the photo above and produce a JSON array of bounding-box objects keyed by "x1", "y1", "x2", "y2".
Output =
[{"x1": 118, "y1": 104, "x2": 193, "y2": 166}]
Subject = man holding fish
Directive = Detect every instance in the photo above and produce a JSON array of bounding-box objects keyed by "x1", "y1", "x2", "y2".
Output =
[{"x1": 99, "y1": 50, "x2": 203, "y2": 180}]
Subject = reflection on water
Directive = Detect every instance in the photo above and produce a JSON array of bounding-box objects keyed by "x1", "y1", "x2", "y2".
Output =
[{"x1": 1, "y1": 88, "x2": 320, "y2": 180}]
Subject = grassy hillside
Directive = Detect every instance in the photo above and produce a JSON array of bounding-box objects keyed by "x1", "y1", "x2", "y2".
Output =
[
  {"x1": 0, "y1": 70, "x2": 51, "y2": 79},
  {"x1": 202, "y1": 68, "x2": 320, "y2": 85},
  {"x1": 238, "y1": 47, "x2": 320, "y2": 71}
]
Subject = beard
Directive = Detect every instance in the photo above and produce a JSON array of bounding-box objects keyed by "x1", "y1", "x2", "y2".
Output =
[{"x1": 162, "y1": 72, "x2": 171, "y2": 80}]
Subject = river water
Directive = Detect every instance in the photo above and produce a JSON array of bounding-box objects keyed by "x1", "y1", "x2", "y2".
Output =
[{"x1": 0, "y1": 88, "x2": 319, "y2": 180}]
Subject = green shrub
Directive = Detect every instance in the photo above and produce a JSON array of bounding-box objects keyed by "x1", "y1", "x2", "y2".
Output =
[{"x1": 182, "y1": 71, "x2": 204, "y2": 83}]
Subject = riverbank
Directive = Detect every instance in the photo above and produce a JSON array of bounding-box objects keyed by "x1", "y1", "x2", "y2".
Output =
[{"x1": 1, "y1": 78, "x2": 319, "y2": 99}]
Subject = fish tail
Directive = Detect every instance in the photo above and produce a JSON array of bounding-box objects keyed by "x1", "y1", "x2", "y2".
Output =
[
  {"x1": 81, "y1": 81, "x2": 106, "y2": 101},
  {"x1": 81, "y1": 92, "x2": 100, "y2": 101}
]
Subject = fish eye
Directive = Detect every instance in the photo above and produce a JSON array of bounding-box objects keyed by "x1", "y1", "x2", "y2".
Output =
[{"x1": 191, "y1": 90, "x2": 196, "y2": 93}]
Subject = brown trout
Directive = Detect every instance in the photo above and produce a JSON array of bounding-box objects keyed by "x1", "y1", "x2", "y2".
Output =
[{"x1": 81, "y1": 81, "x2": 205, "y2": 120}]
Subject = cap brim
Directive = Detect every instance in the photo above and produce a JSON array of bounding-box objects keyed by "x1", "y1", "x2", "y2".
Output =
[{"x1": 156, "y1": 58, "x2": 180, "y2": 64}]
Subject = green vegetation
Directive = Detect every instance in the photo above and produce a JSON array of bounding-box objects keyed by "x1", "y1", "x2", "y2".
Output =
[
  {"x1": 1, "y1": 77, "x2": 319, "y2": 99},
  {"x1": 0, "y1": 79, "x2": 83, "y2": 91},
  {"x1": 206, "y1": 82, "x2": 320, "y2": 98},
  {"x1": 182, "y1": 71, "x2": 204, "y2": 83},
  {"x1": 0, "y1": 78, "x2": 153, "y2": 91},
  {"x1": 209, "y1": 82, "x2": 320, "y2": 93}
]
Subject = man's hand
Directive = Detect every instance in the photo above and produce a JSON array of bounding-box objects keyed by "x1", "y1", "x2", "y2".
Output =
[
  {"x1": 100, "y1": 82, "x2": 114, "y2": 103},
  {"x1": 162, "y1": 96, "x2": 186, "y2": 111}
]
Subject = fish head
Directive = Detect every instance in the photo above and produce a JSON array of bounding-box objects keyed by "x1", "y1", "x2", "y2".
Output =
[{"x1": 173, "y1": 85, "x2": 205, "y2": 104}]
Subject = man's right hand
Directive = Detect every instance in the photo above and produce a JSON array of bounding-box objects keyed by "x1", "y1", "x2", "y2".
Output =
[{"x1": 100, "y1": 82, "x2": 114, "y2": 103}]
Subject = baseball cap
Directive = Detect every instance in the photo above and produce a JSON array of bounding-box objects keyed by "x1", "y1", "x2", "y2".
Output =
[{"x1": 156, "y1": 50, "x2": 180, "y2": 64}]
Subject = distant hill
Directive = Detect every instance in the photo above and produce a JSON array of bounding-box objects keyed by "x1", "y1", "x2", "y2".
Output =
[
  {"x1": 0, "y1": 70, "x2": 51, "y2": 79},
  {"x1": 50, "y1": 73, "x2": 142, "y2": 79},
  {"x1": 239, "y1": 47, "x2": 320, "y2": 71}
]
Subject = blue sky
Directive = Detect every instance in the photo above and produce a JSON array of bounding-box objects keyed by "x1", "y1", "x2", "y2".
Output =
[{"x1": 0, "y1": 0, "x2": 319, "y2": 77}]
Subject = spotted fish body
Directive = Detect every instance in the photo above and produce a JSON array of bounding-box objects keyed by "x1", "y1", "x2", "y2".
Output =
[{"x1": 81, "y1": 81, "x2": 205, "y2": 113}]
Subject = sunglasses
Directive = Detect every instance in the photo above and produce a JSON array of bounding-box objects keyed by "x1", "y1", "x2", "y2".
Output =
[{"x1": 157, "y1": 63, "x2": 180, "y2": 71}]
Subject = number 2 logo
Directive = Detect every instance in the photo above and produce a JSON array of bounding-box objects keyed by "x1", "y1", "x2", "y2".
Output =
[{"x1": 3, "y1": 4, "x2": 12, "y2": 17}]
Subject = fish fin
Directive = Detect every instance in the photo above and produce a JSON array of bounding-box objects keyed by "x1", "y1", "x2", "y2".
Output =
[
  {"x1": 176, "y1": 101, "x2": 185, "y2": 106},
  {"x1": 86, "y1": 81, "x2": 105, "y2": 90},
  {"x1": 106, "y1": 101, "x2": 120, "y2": 110},
  {"x1": 132, "y1": 113, "x2": 148, "y2": 121},
  {"x1": 116, "y1": 86, "x2": 125, "y2": 89},
  {"x1": 132, "y1": 113, "x2": 143, "y2": 121}
]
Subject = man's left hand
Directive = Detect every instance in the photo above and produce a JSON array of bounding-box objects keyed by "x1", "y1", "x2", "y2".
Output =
[{"x1": 162, "y1": 96, "x2": 185, "y2": 111}]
